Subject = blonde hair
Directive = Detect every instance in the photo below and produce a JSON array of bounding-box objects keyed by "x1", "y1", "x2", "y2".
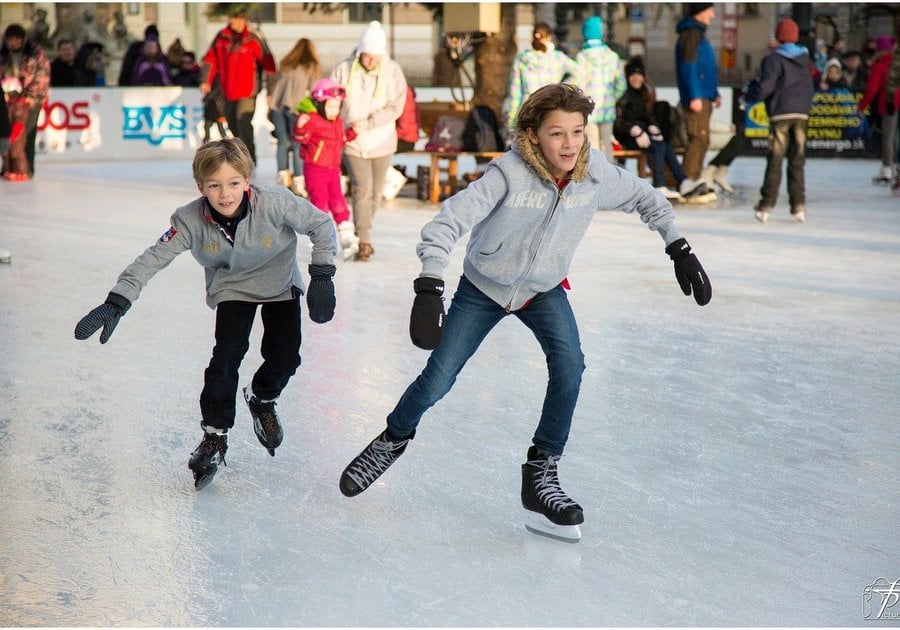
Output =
[
  {"x1": 192, "y1": 138, "x2": 255, "y2": 183},
  {"x1": 516, "y1": 83, "x2": 595, "y2": 133}
]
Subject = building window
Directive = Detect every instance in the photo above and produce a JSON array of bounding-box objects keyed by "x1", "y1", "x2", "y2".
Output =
[{"x1": 348, "y1": 3, "x2": 382, "y2": 23}]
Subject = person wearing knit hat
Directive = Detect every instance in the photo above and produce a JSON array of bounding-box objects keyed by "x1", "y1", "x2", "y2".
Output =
[
  {"x1": 358, "y1": 20, "x2": 387, "y2": 56},
  {"x1": 859, "y1": 35, "x2": 898, "y2": 185},
  {"x1": 775, "y1": 18, "x2": 799, "y2": 44},
  {"x1": 674, "y1": 1, "x2": 719, "y2": 199},
  {"x1": 744, "y1": 17, "x2": 815, "y2": 222},
  {"x1": 575, "y1": 15, "x2": 625, "y2": 163},
  {"x1": 329, "y1": 21, "x2": 408, "y2": 261},
  {"x1": 686, "y1": 3, "x2": 714, "y2": 18}
]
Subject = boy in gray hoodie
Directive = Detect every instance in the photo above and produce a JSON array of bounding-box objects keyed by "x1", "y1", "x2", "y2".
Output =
[
  {"x1": 74, "y1": 138, "x2": 338, "y2": 490},
  {"x1": 338, "y1": 83, "x2": 712, "y2": 542}
]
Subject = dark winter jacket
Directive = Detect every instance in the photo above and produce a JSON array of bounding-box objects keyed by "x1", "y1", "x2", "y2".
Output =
[
  {"x1": 0, "y1": 38, "x2": 51, "y2": 114},
  {"x1": 745, "y1": 43, "x2": 814, "y2": 121},
  {"x1": 50, "y1": 57, "x2": 93, "y2": 86},
  {"x1": 614, "y1": 87, "x2": 657, "y2": 150},
  {"x1": 674, "y1": 16, "x2": 719, "y2": 107},
  {"x1": 201, "y1": 25, "x2": 276, "y2": 101}
]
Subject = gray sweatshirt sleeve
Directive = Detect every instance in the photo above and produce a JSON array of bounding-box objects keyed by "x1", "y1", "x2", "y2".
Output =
[
  {"x1": 597, "y1": 162, "x2": 682, "y2": 245},
  {"x1": 280, "y1": 195, "x2": 338, "y2": 265},
  {"x1": 110, "y1": 213, "x2": 192, "y2": 303}
]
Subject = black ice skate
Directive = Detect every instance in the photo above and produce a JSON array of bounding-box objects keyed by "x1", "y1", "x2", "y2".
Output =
[
  {"x1": 243, "y1": 386, "x2": 283, "y2": 456},
  {"x1": 521, "y1": 445, "x2": 584, "y2": 542},
  {"x1": 339, "y1": 429, "x2": 415, "y2": 497},
  {"x1": 188, "y1": 430, "x2": 228, "y2": 490}
]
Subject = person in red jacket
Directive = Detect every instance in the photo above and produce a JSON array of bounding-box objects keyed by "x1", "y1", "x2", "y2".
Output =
[
  {"x1": 858, "y1": 35, "x2": 897, "y2": 185},
  {"x1": 199, "y1": 7, "x2": 276, "y2": 164},
  {"x1": 293, "y1": 78, "x2": 359, "y2": 259}
]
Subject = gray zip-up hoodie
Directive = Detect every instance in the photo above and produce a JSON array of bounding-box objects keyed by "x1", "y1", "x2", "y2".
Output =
[
  {"x1": 416, "y1": 133, "x2": 682, "y2": 311},
  {"x1": 111, "y1": 184, "x2": 337, "y2": 308}
]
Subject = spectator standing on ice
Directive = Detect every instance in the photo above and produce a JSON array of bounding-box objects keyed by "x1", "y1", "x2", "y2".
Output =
[
  {"x1": 507, "y1": 22, "x2": 581, "y2": 130},
  {"x1": 674, "y1": 3, "x2": 720, "y2": 200},
  {"x1": 330, "y1": 21, "x2": 407, "y2": 262},
  {"x1": 0, "y1": 24, "x2": 50, "y2": 182},
  {"x1": 268, "y1": 37, "x2": 320, "y2": 196},
  {"x1": 200, "y1": 7, "x2": 277, "y2": 164},
  {"x1": 744, "y1": 18, "x2": 815, "y2": 224},
  {"x1": 73, "y1": 138, "x2": 338, "y2": 490},
  {"x1": 574, "y1": 16, "x2": 625, "y2": 163},
  {"x1": 858, "y1": 36, "x2": 897, "y2": 186}
]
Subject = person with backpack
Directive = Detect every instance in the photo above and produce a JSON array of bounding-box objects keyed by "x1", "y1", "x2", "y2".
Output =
[{"x1": 575, "y1": 16, "x2": 626, "y2": 163}]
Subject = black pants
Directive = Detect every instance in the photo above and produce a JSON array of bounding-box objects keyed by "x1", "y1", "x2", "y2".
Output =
[
  {"x1": 199, "y1": 296, "x2": 302, "y2": 431},
  {"x1": 224, "y1": 97, "x2": 258, "y2": 164}
]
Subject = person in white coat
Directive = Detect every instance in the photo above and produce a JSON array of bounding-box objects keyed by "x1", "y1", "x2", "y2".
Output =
[{"x1": 330, "y1": 21, "x2": 408, "y2": 261}]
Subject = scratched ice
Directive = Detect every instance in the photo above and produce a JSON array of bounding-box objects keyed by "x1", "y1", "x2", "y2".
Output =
[{"x1": 0, "y1": 154, "x2": 897, "y2": 625}]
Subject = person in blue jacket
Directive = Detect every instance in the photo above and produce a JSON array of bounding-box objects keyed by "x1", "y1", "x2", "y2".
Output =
[
  {"x1": 674, "y1": 3, "x2": 720, "y2": 199},
  {"x1": 337, "y1": 83, "x2": 712, "y2": 542},
  {"x1": 744, "y1": 18, "x2": 815, "y2": 223}
]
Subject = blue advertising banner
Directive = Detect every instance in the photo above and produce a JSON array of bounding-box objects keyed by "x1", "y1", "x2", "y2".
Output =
[{"x1": 742, "y1": 87, "x2": 876, "y2": 157}]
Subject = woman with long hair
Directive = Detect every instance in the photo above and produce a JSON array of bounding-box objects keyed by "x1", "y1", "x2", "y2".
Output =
[{"x1": 268, "y1": 37, "x2": 320, "y2": 195}]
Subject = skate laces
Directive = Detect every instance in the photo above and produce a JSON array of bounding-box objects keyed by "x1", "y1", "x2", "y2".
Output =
[
  {"x1": 250, "y1": 398, "x2": 280, "y2": 434},
  {"x1": 346, "y1": 434, "x2": 407, "y2": 488},
  {"x1": 194, "y1": 433, "x2": 227, "y2": 462},
  {"x1": 529, "y1": 455, "x2": 579, "y2": 512}
]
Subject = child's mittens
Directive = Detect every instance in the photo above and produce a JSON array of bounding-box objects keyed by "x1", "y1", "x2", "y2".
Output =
[
  {"x1": 74, "y1": 293, "x2": 132, "y2": 343},
  {"x1": 409, "y1": 277, "x2": 445, "y2": 350},
  {"x1": 306, "y1": 264, "x2": 336, "y2": 323},
  {"x1": 665, "y1": 239, "x2": 712, "y2": 306}
]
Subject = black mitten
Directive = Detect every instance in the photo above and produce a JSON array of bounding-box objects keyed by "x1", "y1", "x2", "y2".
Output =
[
  {"x1": 665, "y1": 238, "x2": 712, "y2": 306},
  {"x1": 306, "y1": 264, "x2": 336, "y2": 323},
  {"x1": 410, "y1": 277, "x2": 445, "y2": 350},
  {"x1": 74, "y1": 292, "x2": 132, "y2": 343}
]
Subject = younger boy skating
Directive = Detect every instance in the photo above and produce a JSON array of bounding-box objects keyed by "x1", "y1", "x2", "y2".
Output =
[{"x1": 75, "y1": 138, "x2": 338, "y2": 489}]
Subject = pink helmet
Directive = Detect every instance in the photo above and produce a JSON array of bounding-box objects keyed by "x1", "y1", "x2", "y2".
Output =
[{"x1": 311, "y1": 78, "x2": 346, "y2": 102}]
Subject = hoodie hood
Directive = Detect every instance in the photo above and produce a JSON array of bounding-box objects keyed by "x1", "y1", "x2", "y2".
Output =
[
  {"x1": 676, "y1": 16, "x2": 706, "y2": 34},
  {"x1": 775, "y1": 43, "x2": 810, "y2": 64},
  {"x1": 511, "y1": 128, "x2": 591, "y2": 185}
]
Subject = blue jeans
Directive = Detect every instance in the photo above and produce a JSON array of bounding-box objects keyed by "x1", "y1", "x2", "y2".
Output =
[
  {"x1": 387, "y1": 275, "x2": 585, "y2": 455},
  {"x1": 650, "y1": 139, "x2": 685, "y2": 188},
  {"x1": 268, "y1": 108, "x2": 302, "y2": 175}
]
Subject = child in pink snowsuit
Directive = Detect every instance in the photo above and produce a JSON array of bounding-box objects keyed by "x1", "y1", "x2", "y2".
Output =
[{"x1": 293, "y1": 78, "x2": 359, "y2": 258}]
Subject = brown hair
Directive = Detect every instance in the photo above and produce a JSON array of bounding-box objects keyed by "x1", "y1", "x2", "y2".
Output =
[
  {"x1": 280, "y1": 37, "x2": 320, "y2": 75},
  {"x1": 531, "y1": 22, "x2": 553, "y2": 52},
  {"x1": 192, "y1": 138, "x2": 255, "y2": 183},
  {"x1": 515, "y1": 83, "x2": 596, "y2": 133}
]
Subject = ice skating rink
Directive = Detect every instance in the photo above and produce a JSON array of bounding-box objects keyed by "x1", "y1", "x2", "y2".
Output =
[{"x1": 1, "y1": 155, "x2": 898, "y2": 626}]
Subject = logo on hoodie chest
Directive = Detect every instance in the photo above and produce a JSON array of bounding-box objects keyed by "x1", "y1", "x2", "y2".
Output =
[{"x1": 507, "y1": 190, "x2": 551, "y2": 209}]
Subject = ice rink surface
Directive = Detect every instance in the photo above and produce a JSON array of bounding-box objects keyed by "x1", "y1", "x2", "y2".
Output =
[{"x1": 0, "y1": 154, "x2": 898, "y2": 626}]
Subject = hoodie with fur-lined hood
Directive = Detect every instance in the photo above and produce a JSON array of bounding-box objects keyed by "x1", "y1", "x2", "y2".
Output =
[{"x1": 416, "y1": 132, "x2": 682, "y2": 311}]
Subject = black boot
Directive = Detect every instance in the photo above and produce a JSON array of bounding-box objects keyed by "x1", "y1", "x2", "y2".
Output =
[
  {"x1": 243, "y1": 386, "x2": 283, "y2": 456},
  {"x1": 339, "y1": 429, "x2": 414, "y2": 497},
  {"x1": 189, "y1": 430, "x2": 228, "y2": 490},
  {"x1": 521, "y1": 445, "x2": 583, "y2": 541}
]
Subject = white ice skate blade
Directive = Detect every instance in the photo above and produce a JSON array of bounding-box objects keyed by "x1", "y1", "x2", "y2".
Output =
[{"x1": 524, "y1": 510, "x2": 582, "y2": 543}]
